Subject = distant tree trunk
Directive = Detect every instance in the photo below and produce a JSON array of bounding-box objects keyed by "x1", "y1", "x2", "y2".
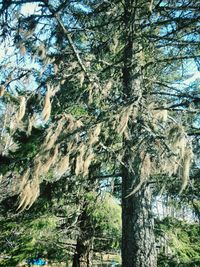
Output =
[
  {"x1": 85, "y1": 238, "x2": 93, "y2": 267},
  {"x1": 72, "y1": 237, "x2": 93, "y2": 267},
  {"x1": 72, "y1": 206, "x2": 94, "y2": 267},
  {"x1": 72, "y1": 239, "x2": 82, "y2": 267},
  {"x1": 72, "y1": 172, "x2": 98, "y2": 267},
  {"x1": 121, "y1": 1, "x2": 157, "y2": 266}
]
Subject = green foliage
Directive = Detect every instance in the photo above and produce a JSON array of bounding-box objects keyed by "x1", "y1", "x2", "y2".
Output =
[
  {"x1": 4, "y1": 128, "x2": 44, "y2": 171},
  {"x1": 0, "y1": 214, "x2": 59, "y2": 266},
  {"x1": 156, "y1": 217, "x2": 200, "y2": 267},
  {"x1": 67, "y1": 105, "x2": 88, "y2": 118},
  {"x1": 86, "y1": 192, "x2": 121, "y2": 251}
]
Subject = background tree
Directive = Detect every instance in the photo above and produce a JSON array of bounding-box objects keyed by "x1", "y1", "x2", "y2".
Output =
[{"x1": 0, "y1": 176, "x2": 121, "y2": 266}]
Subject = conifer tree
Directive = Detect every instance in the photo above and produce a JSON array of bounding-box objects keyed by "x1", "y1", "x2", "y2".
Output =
[{"x1": 0, "y1": 1, "x2": 199, "y2": 266}]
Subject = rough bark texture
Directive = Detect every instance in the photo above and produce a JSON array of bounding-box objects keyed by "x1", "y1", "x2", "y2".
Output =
[
  {"x1": 121, "y1": 1, "x2": 157, "y2": 266},
  {"x1": 122, "y1": 171, "x2": 157, "y2": 267}
]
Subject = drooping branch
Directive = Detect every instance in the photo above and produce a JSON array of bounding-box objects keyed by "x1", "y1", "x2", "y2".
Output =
[{"x1": 44, "y1": 2, "x2": 92, "y2": 82}]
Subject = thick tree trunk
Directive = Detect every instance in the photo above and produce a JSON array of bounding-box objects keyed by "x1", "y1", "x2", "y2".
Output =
[
  {"x1": 122, "y1": 170, "x2": 157, "y2": 267},
  {"x1": 121, "y1": 1, "x2": 157, "y2": 266}
]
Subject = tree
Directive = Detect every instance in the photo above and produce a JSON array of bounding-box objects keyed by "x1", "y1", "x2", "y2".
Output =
[
  {"x1": 0, "y1": 1, "x2": 200, "y2": 266},
  {"x1": 0, "y1": 178, "x2": 121, "y2": 266}
]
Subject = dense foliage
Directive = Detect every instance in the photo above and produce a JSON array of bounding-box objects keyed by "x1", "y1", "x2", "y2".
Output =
[{"x1": 156, "y1": 217, "x2": 200, "y2": 267}]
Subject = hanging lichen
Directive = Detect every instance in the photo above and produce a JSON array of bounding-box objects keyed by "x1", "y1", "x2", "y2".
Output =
[
  {"x1": 27, "y1": 115, "x2": 35, "y2": 136},
  {"x1": 75, "y1": 144, "x2": 86, "y2": 176},
  {"x1": 179, "y1": 147, "x2": 193, "y2": 194},
  {"x1": 42, "y1": 145, "x2": 59, "y2": 174},
  {"x1": 16, "y1": 96, "x2": 26, "y2": 122},
  {"x1": 88, "y1": 123, "x2": 101, "y2": 146},
  {"x1": 0, "y1": 85, "x2": 5, "y2": 97},
  {"x1": 149, "y1": 0, "x2": 154, "y2": 13},
  {"x1": 17, "y1": 179, "x2": 40, "y2": 211},
  {"x1": 153, "y1": 109, "x2": 168, "y2": 123},
  {"x1": 18, "y1": 168, "x2": 30, "y2": 192},
  {"x1": 79, "y1": 71, "x2": 85, "y2": 87},
  {"x1": 43, "y1": 118, "x2": 65, "y2": 151},
  {"x1": 19, "y1": 43, "x2": 26, "y2": 55},
  {"x1": 102, "y1": 80, "x2": 113, "y2": 97},
  {"x1": 169, "y1": 125, "x2": 187, "y2": 158},
  {"x1": 38, "y1": 44, "x2": 46, "y2": 59},
  {"x1": 55, "y1": 155, "x2": 70, "y2": 177},
  {"x1": 126, "y1": 152, "x2": 151, "y2": 197},
  {"x1": 117, "y1": 105, "x2": 133, "y2": 135},
  {"x1": 42, "y1": 90, "x2": 51, "y2": 122},
  {"x1": 83, "y1": 152, "x2": 94, "y2": 177}
]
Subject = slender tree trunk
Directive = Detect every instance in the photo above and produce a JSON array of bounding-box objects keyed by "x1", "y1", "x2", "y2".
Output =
[
  {"x1": 121, "y1": 1, "x2": 157, "y2": 266},
  {"x1": 85, "y1": 238, "x2": 93, "y2": 267},
  {"x1": 72, "y1": 237, "x2": 93, "y2": 267},
  {"x1": 72, "y1": 239, "x2": 82, "y2": 267},
  {"x1": 72, "y1": 204, "x2": 94, "y2": 267}
]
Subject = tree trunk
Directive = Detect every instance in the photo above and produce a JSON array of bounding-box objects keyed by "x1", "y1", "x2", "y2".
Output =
[
  {"x1": 121, "y1": 1, "x2": 157, "y2": 266},
  {"x1": 85, "y1": 238, "x2": 93, "y2": 267},
  {"x1": 72, "y1": 238, "x2": 93, "y2": 267},
  {"x1": 122, "y1": 170, "x2": 157, "y2": 267},
  {"x1": 72, "y1": 204, "x2": 94, "y2": 267},
  {"x1": 72, "y1": 239, "x2": 82, "y2": 267}
]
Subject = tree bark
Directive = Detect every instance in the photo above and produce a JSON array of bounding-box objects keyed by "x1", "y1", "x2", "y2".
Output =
[
  {"x1": 72, "y1": 240, "x2": 81, "y2": 267},
  {"x1": 122, "y1": 171, "x2": 157, "y2": 267},
  {"x1": 72, "y1": 237, "x2": 93, "y2": 267},
  {"x1": 121, "y1": 1, "x2": 157, "y2": 266},
  {"x1": 72, "y1": 204, "x2": 94, "y2": 267}
]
